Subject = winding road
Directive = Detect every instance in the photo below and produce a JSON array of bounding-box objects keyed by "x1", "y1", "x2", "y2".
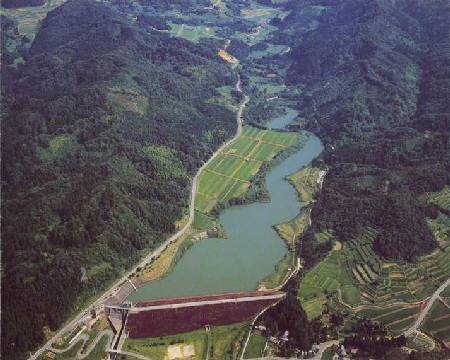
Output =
[
  {"x1": 28, "y1": 75, "x2": 249, "y2": 360},
  {"x1": 49, "y1": 330, "x2": 113, "y2": 359}
]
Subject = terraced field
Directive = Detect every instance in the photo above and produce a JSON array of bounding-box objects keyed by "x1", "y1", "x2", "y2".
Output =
[
  {"x1": 358, "y1": 305, "x2": 421, "y2": 334},
  {"x1": 421, "y1": 300, "x2": 450, "y2": 347},
  {"x1": 298, "y1": 222, "x2": 450, "y2": 337},
  {"x1": 298, "y1": 228, "x2": 379, "y2": 318},
  {"x1": 195, "y1": 126, "x2": 299, "y2": 213}
]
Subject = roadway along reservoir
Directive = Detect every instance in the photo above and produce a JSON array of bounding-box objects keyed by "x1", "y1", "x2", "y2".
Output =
[{"x1": 127, "y1": 110, "x2": 324, "y2": 302}]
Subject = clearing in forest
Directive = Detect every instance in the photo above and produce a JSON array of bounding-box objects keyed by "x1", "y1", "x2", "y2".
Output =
[{"x1": 218, "y1": 49, "x2": 239, "y2": 64}]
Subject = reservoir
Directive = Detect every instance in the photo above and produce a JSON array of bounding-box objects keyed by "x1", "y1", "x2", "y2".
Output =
[{"x1": 128, "y1": 110, "x2": 323, "y2": 302}]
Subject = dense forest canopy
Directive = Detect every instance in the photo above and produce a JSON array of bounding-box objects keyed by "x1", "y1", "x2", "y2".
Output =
[
  {"x1": 1, "y1": 0, "x2": 236, "y2": 358},
  {"x1": 1, "y1": 0, "x2": 46, "y2": 8},
  {"x1": 279, "y1": 0, "x2": 450, "y2": 261},
  {"x1": 1, "y1": 0, "x2": 449, "y2": 358}
]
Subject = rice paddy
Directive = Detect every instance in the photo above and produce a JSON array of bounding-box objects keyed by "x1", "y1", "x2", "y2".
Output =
[{"x1": 195, "y1": 126, "x2": 299, "y2": 213}]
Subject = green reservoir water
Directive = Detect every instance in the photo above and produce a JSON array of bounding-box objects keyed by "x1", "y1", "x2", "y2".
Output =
[{"x1": 127, "y1": 110, "x2": 323, "y2": 302}]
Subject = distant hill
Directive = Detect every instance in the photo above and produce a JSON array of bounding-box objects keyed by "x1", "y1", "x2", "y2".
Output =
[
  {"x1": 279, "y1": 0, "x2": 450, "y2": 260},
  {"x1": 0, "y1": 0, "x2": 46, "y2": 9},
  {"x1": 0, "y1": 0, "x2": 236, "y2": 358},
  {"x1": 1, "y1": 0, "x2": 46, "y2": 8}
]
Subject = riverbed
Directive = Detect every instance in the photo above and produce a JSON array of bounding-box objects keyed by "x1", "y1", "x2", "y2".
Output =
[{"x1": 127, "y1": 110, "x2": 323, "y2": 302}]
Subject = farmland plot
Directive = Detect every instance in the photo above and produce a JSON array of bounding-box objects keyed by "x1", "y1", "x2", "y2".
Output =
[{"x1": 195, "y1": 125, "x2": 300, "y2": 214}]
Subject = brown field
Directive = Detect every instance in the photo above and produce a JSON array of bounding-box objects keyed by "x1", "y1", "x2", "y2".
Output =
[{"x1": 218, "y1": 49, "x2": 238, "y2": 64}]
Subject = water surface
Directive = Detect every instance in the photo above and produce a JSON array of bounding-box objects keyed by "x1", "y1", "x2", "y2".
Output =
[{"x1": 128, "y1": 110, "x2": 323, "y2": 302}]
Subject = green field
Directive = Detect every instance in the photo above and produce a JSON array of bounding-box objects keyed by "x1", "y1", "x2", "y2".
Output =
[
  {"x1": 427, "y1": 186, "x2": 450, "y2": 210},
  {"x1": 195, "y1": 125, "x2": 300, "y2": 213},
  {"x1": 38, "y1": 342, "x2": 83, "y2": 360},
  {"x1": 168, "y1": 23, "x2": 217, "y2": 43},
  {"x1": 421, "y1": 300, "x2": 450, "y2": 345},
  {"x1": 0, "y1": 0, "x2": 66, "y2": 39},
  {"x1": 259, "y1": 250, "x2": 295, "y2": 290},
  {"x1": 83, "y1": 335, "x2": 109, "y2": 360},
  {"x1": 123, "y1": 323, "x2": 248, "y2": 360},
  {"x1": 243, "y1": 333, "x2": 266, "y2": 358},
  {"x1": 287, "y1": 166, "x2": 324, "y2": 203},
  {"x1": 298, "y1": 221, "x2": 450, "y2": 337}
]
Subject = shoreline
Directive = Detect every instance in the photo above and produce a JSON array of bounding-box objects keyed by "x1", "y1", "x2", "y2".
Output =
[{"x1": 28, "y1": 73, "x2": 249, "y2": 360}]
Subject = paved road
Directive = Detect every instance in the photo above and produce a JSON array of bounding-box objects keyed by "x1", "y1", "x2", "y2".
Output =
[
  {"x1": 108, "y1": 293, "x2": 285, "y2": 313},
  {"x1": 312, "y1": 340, "x2": 339, "y2": 360},
  {"x1": 403, "y1": 277, "x2": 450, "y2": 337},
  {"x1": 28, "y1": 75, "x2": 248, "y2": 360},
  {"x1": 50, "y1": 330, "x2": 113, "y2": 359},
  {"x1": 109, "y1": 349, "x2": 153, "y2": 360},
  {"x1": 240, "y1": 301, "x2": 282, "y2": 360}
]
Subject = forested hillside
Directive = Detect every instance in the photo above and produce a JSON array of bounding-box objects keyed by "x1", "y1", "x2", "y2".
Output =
[
  {"x1": 1, "y1": 0, "x2": 236, "y2": 358},
  {"x1": 280, "y1": 0, "x2": 450, "y2": 261}
]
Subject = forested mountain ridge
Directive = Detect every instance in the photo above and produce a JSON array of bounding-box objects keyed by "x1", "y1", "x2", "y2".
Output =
[
  {"x1": 1, "y1": 0, "x2": 236, "y2": 358},
  {"x1": 280, "y1": 0, "x2": 450, "y2": 261}
]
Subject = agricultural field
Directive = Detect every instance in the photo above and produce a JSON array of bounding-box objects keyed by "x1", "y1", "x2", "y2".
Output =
[
  {"x1": 247, "y1": 45, "x2": 290, "y2": 60},
  {"x1": 243, "y1": 333, "x2": 266, "y2": 358},
  {"x1": 0, "y1": 0, "x2": 66, "y2": 39},
  {"x1": 240, "y1": 1, "x2": 289, "y2": 23},
  {"x1": 195, "y1": 125, "x2": 299, "y2": 213},
  {"x1": 38, "y1": 342, "x2": 83, "y2": 360},
  {"x1": 274, "y1": 207, "x2": 311, "y2": 247},
  {"x1": 426, "y1": 186, "x2": 450, "y2": 210},
  {"x1": 44, "y1": 315, "x2": 111, "y2": 360},
  {"x1": 208, "y1": 85, "x2": 240, "y2": 111},
  {"x1": 298, "y1": 223, "x2": 450, "y2": 338},
  {"x1": 421, "y1": 300, "x2": 450, "y2": 347},
  {"x1": 298, "y1": 248, "x2": 356, "y2": 318},
  {"x1": 258, "y1": 250, "x2": 295, "y2": 290},
  {"x1": 123, "y1": 327, "x2": 208, "y2": 360},
  {"x1": 83, "y1": 335, "x2": 109, "y2": 360},
  {"x1": 168, "y1": 23, "x2": 218, "y2": 43},
  {"x1": 288, "y1": 166, "x2": 325, "y2": 203},
  {"x1": 123, "y1": 323, "x2": 248, "y2": 360},
  {"x1": 130, "y1": 228, "x2": 193, "y2": 286},
  {"x1": 52, "y1": 325, "x2": 84, "y2": 350},
  {"x1": 358, "y1": 305, "x2": 421, "y2": 334}
]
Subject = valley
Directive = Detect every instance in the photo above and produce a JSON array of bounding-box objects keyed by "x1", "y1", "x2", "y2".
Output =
[{"x1": 1, "y1": 0, "x2": 449, "y2": 360}]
